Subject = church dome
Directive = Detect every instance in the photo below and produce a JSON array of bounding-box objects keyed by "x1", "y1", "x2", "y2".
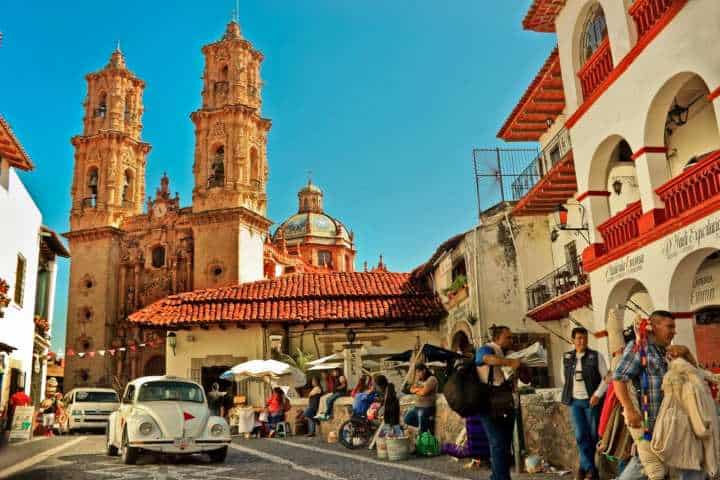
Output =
[
  {"x1": 273, "y1": 180, "x2": 353, "y2": 244},
  {"x1": 275, "y1": 212, "x2": 351, "y2": 242}
]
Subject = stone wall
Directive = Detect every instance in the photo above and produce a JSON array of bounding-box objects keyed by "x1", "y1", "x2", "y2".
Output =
[{"x1": 520, "y1": 390, "x2": 578, "y2": 471}]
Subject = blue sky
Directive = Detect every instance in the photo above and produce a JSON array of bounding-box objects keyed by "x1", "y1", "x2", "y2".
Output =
[{"x1": 0, "y1": 1, "x2": 555, "y2": 354}]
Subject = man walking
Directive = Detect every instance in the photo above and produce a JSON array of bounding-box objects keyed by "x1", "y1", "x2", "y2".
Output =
[
  {"x1": 475, "y1": 325, "x2": 521, "y2": 480},
  {"x1": 614, "y1": 311, "x2": 703, "y2": 480},
  {"x1": 562, "y1": 327, "x2": 608, "y2": 480}
]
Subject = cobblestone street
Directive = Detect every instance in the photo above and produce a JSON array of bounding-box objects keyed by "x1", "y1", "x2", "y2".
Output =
[{"x1": 0, "y1": 434, "x2": 561, "y2": 480}]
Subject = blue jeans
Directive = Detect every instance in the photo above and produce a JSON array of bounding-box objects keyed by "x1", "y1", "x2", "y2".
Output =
[
  {"x1": 325, "y1": 392, "x2": 343, "y2": 417},
  {"x1": 268, "y1": 413, "x2": 284, "y2": 430},
  {"x1": 569, "y1": 399, "x2": 601, "y2": 474},
  {"x1": 304, "y1": 407, "x2": 317, "y2": 434},
  {"x1": 404, "y1": 406, "x2": 435, "y2": 433},
  {"x1": 618, "y1": 456, "x2": 706, "y2": 480},
  {"x1": 479, "y1": 412, "x2": 515, "y2": 480}
]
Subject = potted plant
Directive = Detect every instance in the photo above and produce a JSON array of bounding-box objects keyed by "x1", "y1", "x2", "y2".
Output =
[
  {"x1": 443, "y1": 274, "x2": 468, "y2": 302},
  {"x1": 0, "y1": 278, "x2": 10, "y2": 318}
]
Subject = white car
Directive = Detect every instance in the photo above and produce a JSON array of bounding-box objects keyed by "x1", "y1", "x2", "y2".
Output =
[
  {"x1": 63, "y1": 387, "x2": 120, "y2": 433},
  {"x1": 106, "y1": 376, "x2": 231, "y2": 464}
]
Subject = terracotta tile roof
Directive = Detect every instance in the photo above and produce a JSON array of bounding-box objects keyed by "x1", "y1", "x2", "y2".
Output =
[
  {"x1": 128, "y1": 271, "x2": 445, "y2": 327},
  {"x1": 523, "y1": 0, "x2": 566, "y2": 33},
  {"x1": 497, "y1": 47, "x2": 565, "y2": 142},
  {"x1": 0, "y1": 115, "x2": 34, "y2": 171}
]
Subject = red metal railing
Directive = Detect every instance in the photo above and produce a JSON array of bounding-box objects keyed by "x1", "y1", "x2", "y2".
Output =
[
  {"x1": 629, "y1": 0, "x2": 676, "y2": 39},
  {"x1": 578, "y1": 38, "x2": 613, "y2": 99},
  {"x1": 656, "y1": 151, "x2": 720, "y2": 220},
  {"x1": 597, "y1": 201, "x2": 642, "y2": 252}
]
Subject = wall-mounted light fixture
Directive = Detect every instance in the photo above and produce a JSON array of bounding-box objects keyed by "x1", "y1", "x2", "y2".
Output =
[
  {"x1": 611, "y1": 176, "x2": 639, "y2": 195},
  {"x1": 167, "y1": 332, "x2": 177, "y2": 356},
  {"x1": 346, "y1": 328, "x2": 357, "y2": 345},
  {"x1": 552, "y1": 204, "x2": 590, "y2": 243}
]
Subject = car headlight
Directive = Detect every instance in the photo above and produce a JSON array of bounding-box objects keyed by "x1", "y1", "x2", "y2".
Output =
[
  {"x1": 211, "y1": 423, "x2": 225, "y2": 436},
  {"x1": 139, "y1": 422, "x2": 154, "y2": 435}
]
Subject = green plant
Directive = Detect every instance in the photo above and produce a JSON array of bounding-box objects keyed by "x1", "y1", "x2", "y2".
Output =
[
  {"x1": 443, "y1": 274, "x2": 467, "y2": 295},
  {"x1": 280, "y1": 348, "x2": 316, "y2": 373}
]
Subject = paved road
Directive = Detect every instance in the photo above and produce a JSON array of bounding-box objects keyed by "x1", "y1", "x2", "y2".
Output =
[{"x1": 1, "y1": 434, "x2": 560, "y2": 480}]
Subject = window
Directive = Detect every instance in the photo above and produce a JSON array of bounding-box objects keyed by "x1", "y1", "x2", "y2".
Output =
[
  {"x1": 14, "y1": 254, "x2": 26, "y2": 306},
  {"x1": 318, "y1": 251, "x2": 333, "y2": 267},
  {"x1": 151, "y1": 246, "x2": 166, "y2": 268},
  {"x1": 95, "y1": 93, "x2": 107, "y2": 118},
  {"x1": 122, "y1": 384, "x2": 135, "y2": 403},
  {"x1": 581, "y1": 5, "x2": 608, "y2": 62},
  {"x1": 208, "y1": 146, "x2": 225, "y2": 187},
  {"x1": 124, "y1": 91, "x2": 134, "y2": 121},
  {"x1": 87, "y1": 167, "x2": 99, "y2": 207},
  {"x1": 122, "y1": 170, "x2": 132, "y2": 202},
  {"x1": 564, "y1": 241, "x2": 579, "y2": 274},
  {"x1": 75, "y1": 390, "x2": 119, "y2": 403},
  {"x1": 137, "y1": 381, "x2": 204, "y2": 403}
]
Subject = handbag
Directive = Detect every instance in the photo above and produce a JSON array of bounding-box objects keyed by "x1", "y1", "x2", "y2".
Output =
[{"x1": 487, "y1": 366, "x2": 515, "y2": 419}]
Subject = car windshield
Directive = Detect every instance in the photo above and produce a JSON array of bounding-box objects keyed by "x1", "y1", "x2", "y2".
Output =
[
  {"x1": 75, "y1": 391, "x2": 119, "y2": 403},
  {"x1": 137, "y1": 381, "x2": 204, "y2": 403}
]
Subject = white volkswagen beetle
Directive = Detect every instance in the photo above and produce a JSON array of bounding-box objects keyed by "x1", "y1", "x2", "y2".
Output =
[{"x1": 106, "y1": 376, "x2": 231, "y2": 464}]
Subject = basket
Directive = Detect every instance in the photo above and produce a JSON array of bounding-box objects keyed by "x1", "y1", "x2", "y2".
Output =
[
  {"x1": 386, "y1": 437, "x2": 409, "y2": 461},
  {"x1": 376, "y1": 436, "x2": 388, "y2": 460}
]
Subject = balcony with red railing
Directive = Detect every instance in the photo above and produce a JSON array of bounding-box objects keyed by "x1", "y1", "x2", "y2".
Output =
[
  {"x1": 656, "y1": 150, "x2": 720, "y2": 220},
  {"x1": 597, "y1": 201, "x2": 642, "y2": 253},
  {"x1": 630, "y1": 0, "x2": 685, "y2": 40},
  {"x1": 578, "y1": 38, "x2": 613, "y2": 100}
]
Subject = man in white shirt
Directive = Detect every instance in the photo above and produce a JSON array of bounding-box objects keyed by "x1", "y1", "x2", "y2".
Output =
[{"x1": 561, "y1": 327, "x2": 608, "y2": 480}]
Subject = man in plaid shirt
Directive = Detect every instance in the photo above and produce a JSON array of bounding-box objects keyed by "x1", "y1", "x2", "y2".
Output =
[{"x1": 613, "y1": 311, "x2": 702, "y2": 480}]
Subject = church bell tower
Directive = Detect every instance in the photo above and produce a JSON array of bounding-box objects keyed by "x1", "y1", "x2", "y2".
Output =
[
  {"x1": 69, "y1": 47, "x2": 151, "y2": 231},
  {"x1": 191, "y1": 20, "x2": 271, "y2": 214}
]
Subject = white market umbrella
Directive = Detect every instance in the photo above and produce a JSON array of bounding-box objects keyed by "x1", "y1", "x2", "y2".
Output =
[
  {"x1": 308, "y1": 362, "x2": 344, "y2": 371},
  {"x1": 220, "y1": 359, "x2": 306, "y2": 388}
]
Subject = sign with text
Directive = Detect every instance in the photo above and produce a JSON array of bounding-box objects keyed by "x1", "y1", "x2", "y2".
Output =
[
  {"x1": 662, "y1": 213, "x2": 720, "y2": 260},
  {"x1": 604, "y1": 253, "x2": 645, "y2": 283},
  {"x1": 343, "y1": 345, "x2": 362, "y2": 389},
  {"x1": 9, "y1": 406, "x2": 34, "y2": 441}
]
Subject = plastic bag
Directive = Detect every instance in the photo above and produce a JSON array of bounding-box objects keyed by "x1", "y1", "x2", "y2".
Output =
[{"x1": 415, "y1": 431, "x2": 441, "y2": 457}]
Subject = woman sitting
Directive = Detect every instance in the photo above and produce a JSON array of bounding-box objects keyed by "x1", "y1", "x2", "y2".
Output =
[
  {"x1": 351, "y1": 375, "x2": 372, "y2": 398},
  {"x1": 404, "y1": 363, "x2": 438, "y2": 433},
  {"x1": 265, "y1": 387, "x2": 290, "y2": 437},
  {"x1": 304, "y1": 377, "x2": 323, "y2": 437}
]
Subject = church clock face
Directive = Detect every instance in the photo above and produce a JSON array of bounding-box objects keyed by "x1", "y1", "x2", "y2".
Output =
[{"x1": 153, "y1": 203, "x2": 167, "y2": 218}]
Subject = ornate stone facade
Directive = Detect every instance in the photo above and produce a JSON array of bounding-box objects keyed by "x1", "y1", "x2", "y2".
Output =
[{"x1": 63, "y1": 22, "x2": 279, "y2": 390}]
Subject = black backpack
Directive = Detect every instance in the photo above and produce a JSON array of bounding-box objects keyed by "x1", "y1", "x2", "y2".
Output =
[{"x1": 443, "y1": 360, "x2": 488, "y2": 418}]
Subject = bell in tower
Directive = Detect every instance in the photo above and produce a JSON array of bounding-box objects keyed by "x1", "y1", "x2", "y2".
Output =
[
  {"x1": 69, "y1": 46, "x2": 151, "y2": 231},
  {"x1": 191, "y1": 19, "x2": 272, "y2": 215}
]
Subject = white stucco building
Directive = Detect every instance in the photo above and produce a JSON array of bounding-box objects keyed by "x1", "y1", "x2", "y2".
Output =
[
  {"x1": 500, "y1": 0, "x2": 720, "y2": 366},
  {"x1": 0, "y1": 115, "x2": 69, "y2": 417}
]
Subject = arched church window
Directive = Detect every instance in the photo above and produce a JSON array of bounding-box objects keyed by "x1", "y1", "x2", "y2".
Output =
[
  {"x1": 221, "y1": 65, "x2": 229, "y2": 81},
  {"x1": 250, "y1": 147, "x2": 259, "y2": 183},
  {"x1": 122, "y1": 170, "x2": 133, "y2": 203},
  {"x1": 151, "y1": 246, "x2": 166, "y2": 268},
  {"x1": 95, "y1": 92, "x2": 107, "y2": 118},
  {"x1": 318, "y1": 250, "x2": 333, "y2": 268},
  {"x1": 215, "y1": 65, "x2": 229, "y2": 95},
  {"x1": 581, "y1": 5, "x2": 608, "y2": 63},
  {"x1": 208, "y1": 146, "x2": 225, "y2": 188},
  {"x1": 124, "y1": 91, "x2": 134, "y2": 121},
  {"x1": 86, "y1": 167, "x2": 99, "y2": 207}
]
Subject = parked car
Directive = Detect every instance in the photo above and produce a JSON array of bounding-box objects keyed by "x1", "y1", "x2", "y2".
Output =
[
  {"x1": 62, "y1": 387, "x2": 120, "y2": 434},
  {"x1": 106, "y1": 376, "x2": 231, "y2": 464}
]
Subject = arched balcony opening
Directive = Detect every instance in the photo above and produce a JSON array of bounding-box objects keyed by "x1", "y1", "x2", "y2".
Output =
[
  {"x1": 208, "y1": 145, "x2": 225, "y2": 188},
  {"x1": 575, "y1": 3, "x2": 613, "y2": 100}
]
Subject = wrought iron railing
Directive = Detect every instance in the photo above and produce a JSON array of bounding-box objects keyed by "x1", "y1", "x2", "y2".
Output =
[
  {"x1": 526, "y1": 256, "x2": 587, "y2": 311},
  {"x1": 509, "y1": 127, "x2": 573, "y2": 200}
]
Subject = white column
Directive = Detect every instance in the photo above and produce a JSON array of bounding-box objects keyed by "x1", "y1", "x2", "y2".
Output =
[{"x1": 633, "y1": 150, "x2": 668, "y2": 213}]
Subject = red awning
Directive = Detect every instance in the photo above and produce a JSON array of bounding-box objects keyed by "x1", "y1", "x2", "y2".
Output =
[
  {"x1": 512, "y1": 151, "x2": 577, "y2": 216},
  {"x1": 527, "y1": 284, "x2": 592, "y2": 322},
  {"x1": 497, "y1": 48, "x2": 565, "y2": 142}
]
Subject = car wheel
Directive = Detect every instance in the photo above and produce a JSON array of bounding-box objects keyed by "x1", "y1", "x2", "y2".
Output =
[
  {"x1": 208, "y1": 446, "x2": 228, "y2": 463},
  {"x1": 120, "y1": 429, "x2": 139, "y2": 465},
  {"x1": 106, "y1": 427, "x2": 118, "y2": 456}
]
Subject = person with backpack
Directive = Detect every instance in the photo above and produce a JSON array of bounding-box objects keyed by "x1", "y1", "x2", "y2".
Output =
[{"x1": 475, "y1": 325, "x2": 521, "y2": 480}]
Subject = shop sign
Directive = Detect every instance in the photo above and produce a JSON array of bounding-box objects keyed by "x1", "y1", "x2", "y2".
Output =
[
  {"x1": 690, "y1": 261, "x2": 720, "y2": 309},
  {"x1": 343, "y1": 346, "x2": 362, "y2": 389},
  {"x1": 604, "y1": 253, "x2": 645, "y2": 283},
  {"x1": 662, "y1": 213, "x2": 720, "y2": 260},
  {"x1": 9, "y1": 406, "x2": 34, "y2": 441}
]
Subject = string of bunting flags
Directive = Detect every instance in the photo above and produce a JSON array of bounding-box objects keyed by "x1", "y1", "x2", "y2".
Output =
[{"x1": 64, "y1": 338, "x2": 164, "y2": 360}]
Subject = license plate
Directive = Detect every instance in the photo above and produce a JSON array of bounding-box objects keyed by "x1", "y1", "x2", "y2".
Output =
[{"x1": 174, "y1": 438, "x2": 193, "y2": 449}]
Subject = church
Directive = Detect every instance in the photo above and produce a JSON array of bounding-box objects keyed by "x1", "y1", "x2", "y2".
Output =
[{"x1": 64, "y1": 19, "x2": 444, "y2": 391}]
